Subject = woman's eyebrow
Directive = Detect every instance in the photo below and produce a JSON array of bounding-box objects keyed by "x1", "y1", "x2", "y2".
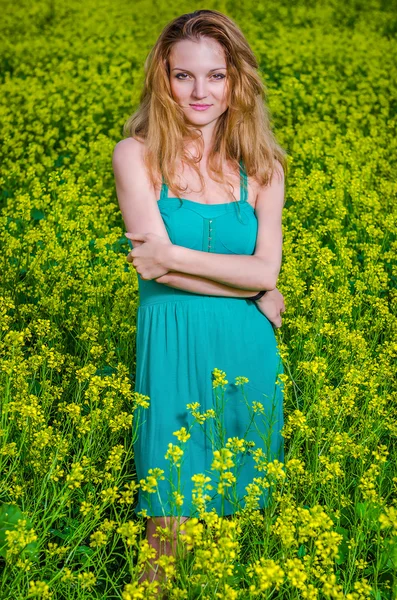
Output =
[{"x1": 171, "y1": 67, "x2": 227, "y2": 72}]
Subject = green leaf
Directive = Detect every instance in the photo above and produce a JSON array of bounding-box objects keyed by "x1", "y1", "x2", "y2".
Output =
[
  {"x1": 379, "y1": 536, "x2": 397, "y2": 571},
  {"x1": 298, "y1": 544, "x2": 306, "y2": 558},
  {"x1": 74, "y1": 545, "x2": 94, "y2": 564},
  {"x1": 31, "y1": 207, "x2": 45, "y2": 221},
  {"x1": 95, "y1": 365, "x2": 117, "y2": 378},
  {"x1": 0, "y1": 503, "x2": 39, "y2": 561},
  {"x1": 335, "y1": 526, "x2": 349, "y2": 565},
  {"x1": 355, "y1": 502, "x2": 383, "y2": 530},
  {"x1": 74, "y1": 545, "x2": 94, "y2": 556},
  {"x1": 49, "y1": 528, "x2": 69, "y2": 540}
]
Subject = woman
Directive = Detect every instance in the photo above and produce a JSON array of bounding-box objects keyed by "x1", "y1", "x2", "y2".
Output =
[{"x1": 112, "y1": 9, "x2": 287, "y2": 589}]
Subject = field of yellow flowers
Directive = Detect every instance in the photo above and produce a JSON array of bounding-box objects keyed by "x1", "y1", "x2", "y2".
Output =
[{"x1": 0, "y1": 0, "x2": 396, "y2": 598}]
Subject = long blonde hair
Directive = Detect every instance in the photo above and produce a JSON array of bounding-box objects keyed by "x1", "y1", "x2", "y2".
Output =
[{"x1": 123, "y1": 9, "x2": 288, "y2": 201}]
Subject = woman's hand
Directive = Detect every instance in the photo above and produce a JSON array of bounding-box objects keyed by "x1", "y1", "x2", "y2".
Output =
[
  {"x1": 254, "y1": 288, "x2": 285, "y2": 328},
  {"x1": 125, "y1": 232, "x2": 173, "y2": 280}
]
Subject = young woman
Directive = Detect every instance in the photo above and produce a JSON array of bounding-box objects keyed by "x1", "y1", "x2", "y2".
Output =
[{"x1": 112, "y1": 9, "x2": 287, "y2": 589}]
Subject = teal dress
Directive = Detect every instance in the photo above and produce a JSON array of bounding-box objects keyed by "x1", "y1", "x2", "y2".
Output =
[{"x1": 127, "y1": 161, "x2": 284, "y2": 517}]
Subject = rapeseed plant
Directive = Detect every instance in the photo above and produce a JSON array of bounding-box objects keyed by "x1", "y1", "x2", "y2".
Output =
[{"x1": 0, "y1": 0, "x2": 395, "y2": 597}]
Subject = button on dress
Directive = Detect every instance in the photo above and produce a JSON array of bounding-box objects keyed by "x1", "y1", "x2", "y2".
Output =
[{"x1": 127, "y1": 160, "x2": 284, "y2": 517}]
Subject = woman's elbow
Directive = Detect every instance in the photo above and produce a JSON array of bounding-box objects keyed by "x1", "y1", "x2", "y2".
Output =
[
  {"x1": 261, "y1": 268, "x2": 279, "y2": 291},
  {"x1": 255, "y1": 256, "x2": 279, "y2": 291}
]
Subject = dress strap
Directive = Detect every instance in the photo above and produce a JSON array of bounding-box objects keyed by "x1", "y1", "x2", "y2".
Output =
[
  {"x1": 239, "y1": 158, "x2": 248, "y2": 204},
  {"x1": 160, "y1": 174, "x2": 169, "y2": 201}
]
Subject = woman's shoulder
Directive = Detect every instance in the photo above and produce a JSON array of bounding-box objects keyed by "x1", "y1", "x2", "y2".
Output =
[
  {"x1": 112, "y1": 136, "x2": 148, "y2": 167},
  {"x1": 114, "y1": 135, "x2": 146, "y2": 154},
  {"x1": 112, "y1": 136, "x2": 150, "y2": 185},
  {"x1": 112, "y1": 136, "x2": 161, "y2": 202}
]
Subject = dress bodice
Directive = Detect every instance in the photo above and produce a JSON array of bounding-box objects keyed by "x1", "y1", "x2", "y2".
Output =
[{"x1": 126, "y1": 160, "x2": 258, "y2": 306}]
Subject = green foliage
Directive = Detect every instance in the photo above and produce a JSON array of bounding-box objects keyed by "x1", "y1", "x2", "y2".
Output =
[
  {"x1": 0, "y1": 503, "x2": 39, "y2": 561},
  {"x1": 0, "y1": 0, "x2": 396, "y2": 598}
]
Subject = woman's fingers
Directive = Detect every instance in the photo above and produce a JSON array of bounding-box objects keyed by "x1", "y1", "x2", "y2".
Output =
[{"x1": 273, "y1": 312, "x2": 283, "y2": 328}]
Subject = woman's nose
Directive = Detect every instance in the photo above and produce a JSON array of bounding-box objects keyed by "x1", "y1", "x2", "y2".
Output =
[{"x1": 192, "y1": 79, "x2": 209, "y2": 98}]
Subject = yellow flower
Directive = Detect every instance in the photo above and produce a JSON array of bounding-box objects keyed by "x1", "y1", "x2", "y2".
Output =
[
  {"x1": 246, "y1": 557, "x2": 285, "y2": 593},
  {"x1": 217, "y1": 470, "x2": 236, "y2": 494},
  {"x1": 117, "y1": 521, "x2": 142, "y2": 545},
  {"x1": 235, "y1": 376, "x2": 249, "y2": 385},
  {"x1": 164, "y1": 443, "x2": 184, "y2": 466},
  {"x1": 65, "y1": 462, "x2": 85, "y2": 489},
  {"x1": 45, "y1": 542, "x2": 70, "y2": 558},
  {"x1": 5, "y1": 519, "x2": 38, "y2": 558},
  {"x1": 216, "y1": 583, "x2": 238, "y2": 599},
  {"x1": 137, "y1": 538, "x2": 158, "y2": 569},
  {"x1": 211, "y1": 448, "x2": 234, "y2": 471},
  {"x1": 100, "y1": 486, "x2": 120, "y2": 503},
  {"x1": 266, "y1": 459, "x2": 286, "y2": 481},
  {"x1": 89, "y1": 530, "x2": 108, "y2": 548},
  {"x1": 105, "y1": 444, "x2": 125, "y2": 471},
  {"x1": 15, "y1": 557, "x2": 32, "y2": 570},
  {"x1": 226, "y1": 436, "x2": 246, "y2": 453},
  {"x1": 100, "y1": 519, "x2": 117, "y2": 532},
  {"x1": 60, "y1": 568, "x2": 75, "y2": 583},
  {"x1": 172, "y1": 491, "x2": 185, "y2": 506},
  {"x1": 119, "y1": 481, "x2": 140, "y2": 505},
  {"x1": 139, "y1": 468, "x2": 165, "y2": 493},
  {"x1": 172, "y1": 426, "x2": 191, "y2": 442},
  {"x1": 156, "y1": 553, "x2": 176, "y2": 578},
  {"x1": 80, "y1": 501, "x2": 93, "y2": 516},
  {"x1": 122, "y1": 579, "x2": 160, "y2": 599},
  {"x1": 77, "y1": 571, "x2": 97, "y2": 590},
  {"x1": 379, "y1": 505, "x2": 397, "y2": 535},
  {"x1": 133, "y1": 392, "x2": 150, "y2": 409},
  {"x1": 28, "y1": 580, "x2": 52, "y2": 598},
  {"x1": 186, "y1": 402, "x2": 200, "y2": 411},
  {"x1": 212, "y1": 368, "x2": 228, "y2": 388},
  {"x1": 285, "y1": 557, "x2": 307, "y2": 589},
  {"x1": 252, "y1": 401, "x2": 265, "y2": 414},
  {"x1": 191, "y1": 473, "x2": 213, "y2": 515}
]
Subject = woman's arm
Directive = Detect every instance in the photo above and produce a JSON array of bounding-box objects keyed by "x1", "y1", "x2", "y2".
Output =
[
  {"x1": 154, "y1": 271, "x2": 286, "y2": 329},
  {"x1": 154, "y1": 271, "x2": 265, "y2": 297},
  {"x1": 153, "y1": 165, "x2": 285, "y2": 291},
  {"x1": 164, "y1": 248, "x2": 275, "y2": 291}
]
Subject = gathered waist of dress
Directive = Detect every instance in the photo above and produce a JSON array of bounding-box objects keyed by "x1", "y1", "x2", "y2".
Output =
[{"x1": 137, "y1": 276, "x2": 249, "y2": 308}]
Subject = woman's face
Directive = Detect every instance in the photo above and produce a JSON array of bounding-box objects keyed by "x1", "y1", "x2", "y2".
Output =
[{"x1": 169, "y1": 37, "x2": 229, "y2": 128}]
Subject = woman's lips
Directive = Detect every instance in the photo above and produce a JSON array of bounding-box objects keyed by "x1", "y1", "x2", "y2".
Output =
[{"x1": 190, "y1": 104, "x2": 212, "y2": 111}]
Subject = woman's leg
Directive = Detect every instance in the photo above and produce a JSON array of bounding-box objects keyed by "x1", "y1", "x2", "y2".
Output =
[{"x1": 138, "y1": 515, "x2": 190, "y2": 585}]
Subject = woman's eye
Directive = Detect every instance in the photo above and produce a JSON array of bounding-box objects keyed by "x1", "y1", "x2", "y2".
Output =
[{"x1": 175, "y1": 73, "x2": 225, "y2": 80}]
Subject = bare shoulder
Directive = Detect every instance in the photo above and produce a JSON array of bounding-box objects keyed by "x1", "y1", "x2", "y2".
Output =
[
  {"x1": 271, "y1": 158, "x2": 285, "y2": 185},
  {"x1": 112, "y1": 136, "x2": 169, "y2": 239},
  {"x1": 254, "y1": 159, "x2": 285, "y2": 209},
  {"x1": 112, "y1": 136, "x2": 145, "y2": 168},
  {"x1": 112, "y1": 136, "x2": 155, "y2": 197}
]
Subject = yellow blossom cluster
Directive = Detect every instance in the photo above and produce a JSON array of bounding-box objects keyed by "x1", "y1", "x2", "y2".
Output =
[
  {"x1": 0, "y1": 0, "x2": 395, "y2": 597},
  {"x1": 212, "y1": 368, "x2": 228, "y2": 388}
]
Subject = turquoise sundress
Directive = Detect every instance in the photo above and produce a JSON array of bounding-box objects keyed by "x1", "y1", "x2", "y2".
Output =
[{"x1": 127, "y1": 160, "x2": 284, "y2": 517}]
